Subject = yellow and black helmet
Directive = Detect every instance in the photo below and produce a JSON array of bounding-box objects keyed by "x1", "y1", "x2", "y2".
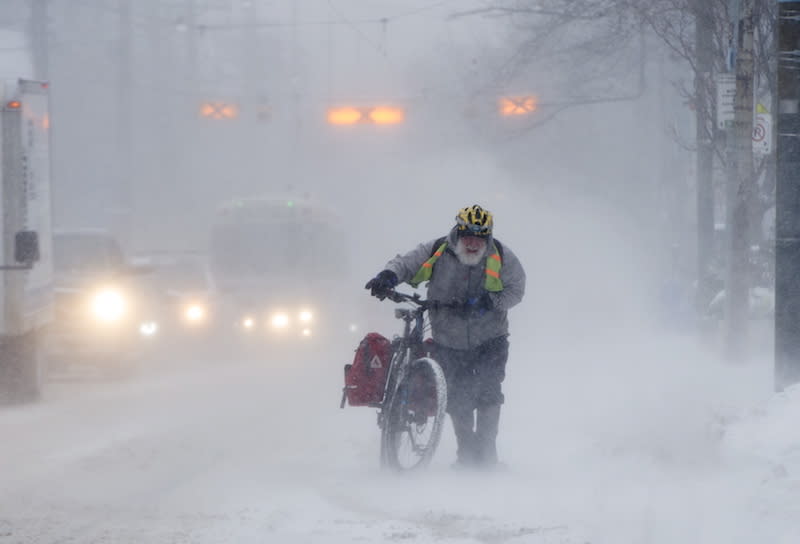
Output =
[{"x1": 455, "y1": 205, "x2": 493, "y2": 237}]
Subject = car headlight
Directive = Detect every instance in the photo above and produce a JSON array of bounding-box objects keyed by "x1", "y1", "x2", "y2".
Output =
[
  {"x1": 298, "y1": 310, "x2": 313, "y2": 323},
  {"x1": 242, "y1": 316, "x2": 256, "y2": 330},
  {"x1": 184, "y1": 303, "x2": 206, "y2": 322},
  {"x1": 139, "y1": 321, "x2": 158, "y2": 336},
  {"x1": 91, "y1": 289, "x2": 127, "y2": 322},
  {"x1": 271, "y1": 312, "x2": 290, "y2": 329}
]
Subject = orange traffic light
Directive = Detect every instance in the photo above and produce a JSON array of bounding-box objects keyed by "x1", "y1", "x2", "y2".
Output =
[
  {"x1": 499, "y1": 95, "x2": 538, "y2": 116},
  {"x1": 368, "y1": 106, "x2": 404, "y2": 124},
  {"x1": 327, "y1": 107, "x2": 363, "y2": 125},
  {"x1": 326, "y1": 105, "x2": 404, "y2": 125},
  {"x1": 200, "y1": 101, "x2": 239, "y2": 119}
]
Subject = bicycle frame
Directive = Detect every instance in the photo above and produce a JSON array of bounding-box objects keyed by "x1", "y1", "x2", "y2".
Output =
[
  {"x1": 355, "y1": 290, "x2": 447, "y2": 470},
  {"x1": 378, "y1": 292, "x2": 428, "y2": 417}
]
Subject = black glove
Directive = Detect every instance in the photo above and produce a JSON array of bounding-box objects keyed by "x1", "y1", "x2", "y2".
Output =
[
  {"x1": 365, "y1": 269, "x2": 398, "y2": 299},
  {"x1": 461, "y1": 293, "x2": 494, "y2": 318}
]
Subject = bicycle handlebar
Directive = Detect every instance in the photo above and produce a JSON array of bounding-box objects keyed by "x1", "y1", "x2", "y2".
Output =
[
  {"x1": 383, "y1": 290, "x2": 428, "y2": 308},
  {"x1": 378, "y1": 289, "x2": 466, "y2": 312}
]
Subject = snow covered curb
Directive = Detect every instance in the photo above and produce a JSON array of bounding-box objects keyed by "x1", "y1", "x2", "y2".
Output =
[
  {"x1": 721, "y1": 384, "x2": 800, "y2": 542},
  {"x1": 725, "y1": 384, "x2": 800, "y2": 475}
]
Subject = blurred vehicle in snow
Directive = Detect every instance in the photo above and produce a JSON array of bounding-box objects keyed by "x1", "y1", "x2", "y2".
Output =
[
  {"x1": 132, "y1": 252, "x2": 220, "y2": 358},
  {"x1": 209, "y1": 195, "x2": 363, "y2": 349},
  {"x1": 44, "y1": 229, "x2": 159, "y2": 376},
  {"x1": 0, "y1": 78, "x2": 53, "y2": 402}
]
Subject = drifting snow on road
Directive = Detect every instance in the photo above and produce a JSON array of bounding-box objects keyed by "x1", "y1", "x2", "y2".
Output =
[{"x1": 0, "y1": 332, "x2": 798, "y2": 544}]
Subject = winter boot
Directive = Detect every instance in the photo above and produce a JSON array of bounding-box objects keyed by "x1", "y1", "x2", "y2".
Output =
[
  {"x1": 449, "y1": 407, "x2": 478, "y2": 466},
  {"x1": 475, "y1": 404, "x2": 501, "y2": 467}
]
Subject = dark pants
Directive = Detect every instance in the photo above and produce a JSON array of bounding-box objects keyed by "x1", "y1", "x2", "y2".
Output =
[{"x1": 434, "y1": 336, "x2": 509, "y2": 466}]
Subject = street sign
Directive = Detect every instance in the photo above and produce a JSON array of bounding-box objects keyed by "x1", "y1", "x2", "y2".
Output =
[
  {"x1": 753, "y1": 112, "x2": 772, "y2": 155},
  {"x1": 716, "y1": 73, "x2": 736, "y2": 130}
]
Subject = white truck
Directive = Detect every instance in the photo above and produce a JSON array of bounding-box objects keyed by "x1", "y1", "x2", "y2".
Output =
[{"x1": 0, "y1": 78, "x2": 53, "y2": 403}]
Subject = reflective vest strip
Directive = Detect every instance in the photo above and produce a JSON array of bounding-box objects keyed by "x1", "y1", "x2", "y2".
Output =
[
  {"x1": 409, "y1": 242, "x2": 449, "y2": 287},
  {"x1": 408, "y1": 241, "x2": 504, "y2": 292},
  {"x1": 484, "y1": 248, "x2": 503, "y2": 291}
]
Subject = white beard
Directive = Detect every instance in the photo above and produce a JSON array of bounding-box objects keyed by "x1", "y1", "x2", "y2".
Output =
[{"x1": 454, "y1": 238, "x2": 487, "y2": 267}]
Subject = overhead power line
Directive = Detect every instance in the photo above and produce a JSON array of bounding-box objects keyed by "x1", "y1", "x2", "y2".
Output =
[
  {"x1": 196, "y1": 0, "x2": 458, "y2": 31},
  {"x1": 326, "y1": 0, "x2": 387, "y2": 57},
  {"x1": 388, "y1": 0, "x2": 457, "y2": 20}
]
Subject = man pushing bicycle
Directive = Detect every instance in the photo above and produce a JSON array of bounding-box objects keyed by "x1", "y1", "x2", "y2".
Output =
[{"x1": 365, "y1": 205, "x2": 526, "y2": 469}]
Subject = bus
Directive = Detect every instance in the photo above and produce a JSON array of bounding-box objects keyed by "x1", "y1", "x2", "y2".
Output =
[{"x1": 209, "y1": 195, "x2": 354, "y2": 342}]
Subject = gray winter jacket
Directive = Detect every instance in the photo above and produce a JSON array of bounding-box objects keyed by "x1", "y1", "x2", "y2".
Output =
[{"x1": 384, "y1": 228, "x2": 526, "y2": 350}]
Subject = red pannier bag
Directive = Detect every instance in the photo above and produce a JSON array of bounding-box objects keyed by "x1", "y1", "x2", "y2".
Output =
[{"x1": 341, "y1": 332, "x2": 392, "y2": 407}]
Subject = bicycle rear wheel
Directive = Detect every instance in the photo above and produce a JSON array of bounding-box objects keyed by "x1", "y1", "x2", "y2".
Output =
[{"x1": 381, "y1": 357, "x2": 447, "y2": 471}]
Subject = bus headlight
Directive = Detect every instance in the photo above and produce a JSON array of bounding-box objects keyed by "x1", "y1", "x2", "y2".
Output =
[
  {"x1": 271, "y1": 312, "x2": 289, "y2": 329},
  {"x1": 91, "y1": 289, "x2": 126, "y2": 322},
  {"x1": 298, "y1": 309, "x2": 313, "y2": 323},
  {"x1": 184, "y1": 303, "x2": 206, "y2": 323}
]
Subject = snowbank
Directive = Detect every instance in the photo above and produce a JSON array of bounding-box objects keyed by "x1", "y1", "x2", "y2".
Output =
[{"x1": 722, "y1": 384, "x2": 800, "y2": 543}]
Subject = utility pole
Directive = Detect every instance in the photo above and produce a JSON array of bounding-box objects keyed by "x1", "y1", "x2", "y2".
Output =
[
  {"x1": 183, "y1": 0, "x2": 198, "y2": 209},
  {"x1": 114, "y1": 0, "x2": 133, "y2": 250},
  {"x1": 185, "y1": 0, "x2": 197, "y2": 81},
  {"x1": 724, "y1": 0, "x2": 756, "y2": 362},
  {"x1": 693, "y1": 1, "x2": 716, "y2": 319},
  {"x1": 290, "y1": 1, "x2": 300, "y2": 192},
  {"x1": 29, "y1": 0, "x2": 49, "y2": 80},
  {"x1": 241, "y1": 0, "x2": 260, "y2": 187},
  {"x1": 775, "y1": 0, "x2": 800, "y2": 390}
]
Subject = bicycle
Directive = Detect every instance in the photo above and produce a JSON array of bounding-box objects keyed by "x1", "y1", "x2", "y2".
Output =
[{"x1": 341, "y1": 290, "x2": 448, "y2": 471}]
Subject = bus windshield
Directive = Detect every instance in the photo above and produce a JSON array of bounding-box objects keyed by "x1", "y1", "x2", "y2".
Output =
[{"x1": 210, "y1": 211, "x2": 347, "y2": 284}]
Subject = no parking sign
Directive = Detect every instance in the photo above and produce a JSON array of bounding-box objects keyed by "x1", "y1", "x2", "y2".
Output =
[{"x1": 753, "y1": 112, "x2": 772, "y2": 155}]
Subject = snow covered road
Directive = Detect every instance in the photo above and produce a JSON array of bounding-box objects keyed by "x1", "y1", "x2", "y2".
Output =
[{"x1": 0, "y1": 334, "x2": 797, "y2": 543}]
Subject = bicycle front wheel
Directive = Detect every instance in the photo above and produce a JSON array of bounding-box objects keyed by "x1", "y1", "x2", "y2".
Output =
[{"x1": 381, "y1": 357, "x2": 447, "y2": 471}]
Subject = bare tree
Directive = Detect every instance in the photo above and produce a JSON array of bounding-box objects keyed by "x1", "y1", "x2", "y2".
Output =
[
  {"x1": 456, "y1": 1, "x2": 777, "y2": 354},
  {"x1": 450, "y1": 0, "x2": 646, "y2": 127},
  {"x1": 641, "y1": 0, "x2": 774, "y2": 359}
]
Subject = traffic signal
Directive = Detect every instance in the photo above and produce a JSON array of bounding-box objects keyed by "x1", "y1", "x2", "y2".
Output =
[
  {"x1": 256, "y1": 104, "x2": 272, "y2": 122},
  {"x1": 498, "y1": 95, "x2": 538, "y2": 116},
  {"x1": 327, "y1": 107, "x2": 362, "y2": 125},
  {"x1": 199, "y1": 101, "x2": 239, "y2": 120},
  {"x1": 368, "y1": 106, "x2": 404, "y2": 124},
  {"x1": 326, "y1": 106, "x2": 404, "y2": 125}
]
